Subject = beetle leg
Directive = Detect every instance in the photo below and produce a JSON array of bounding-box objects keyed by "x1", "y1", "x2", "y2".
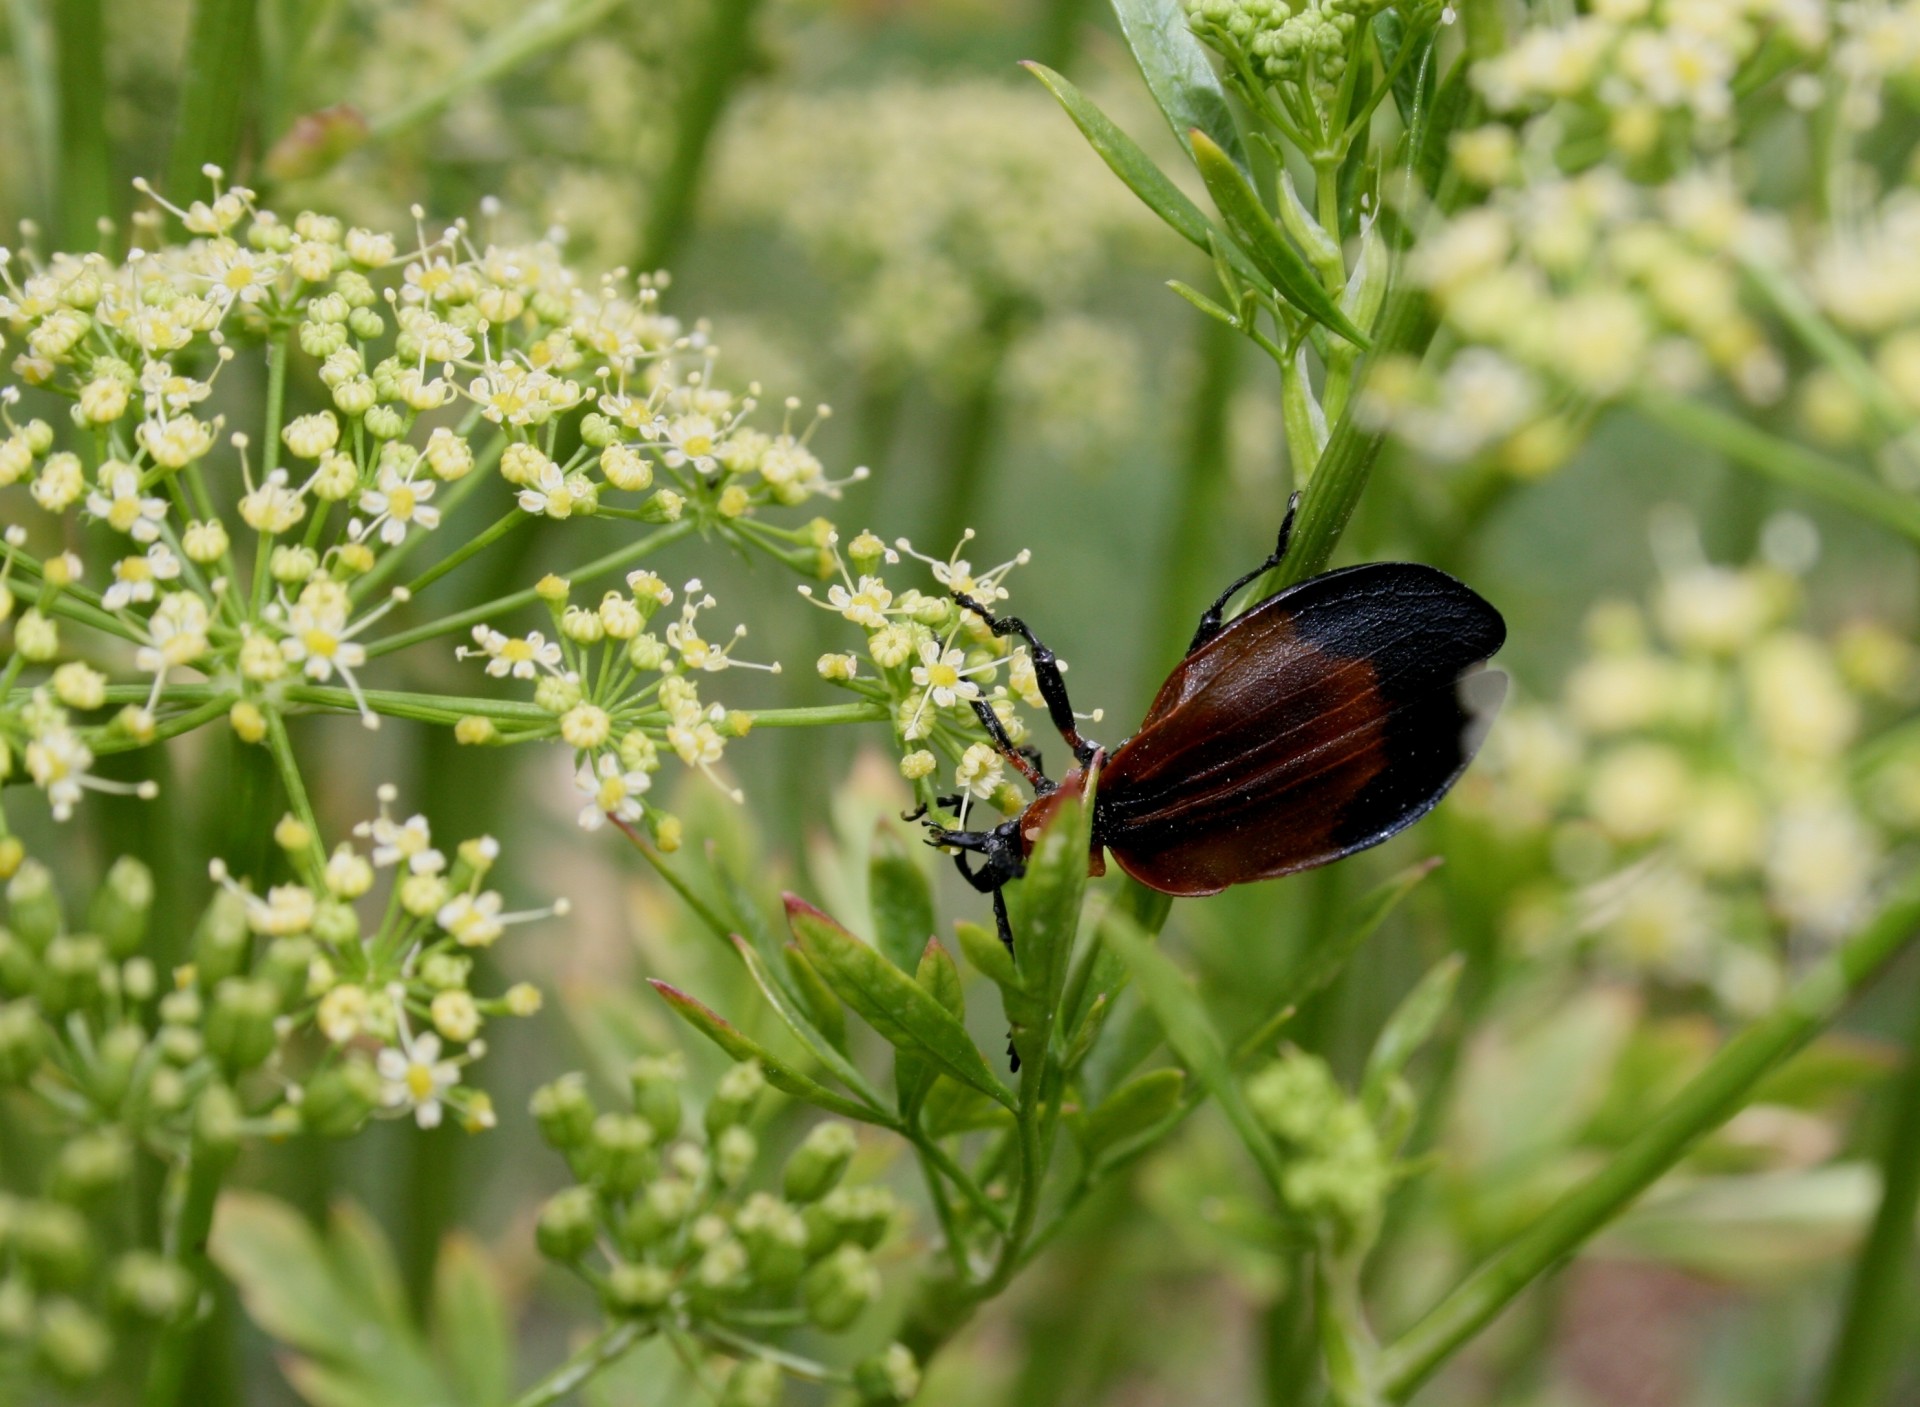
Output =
[
  {"x1": 1187, "y1": 490, "x2": 1303, "y2": 653},
  {"x1": 968, "y1": 698, "x2": 1052, "y2": 792},
  {"x1": 952, "y1": 592, "x2": 1099, "y2": 768},
  {"x1": 993, "y1": 887, "x2": 1022, "y2": 1073}
]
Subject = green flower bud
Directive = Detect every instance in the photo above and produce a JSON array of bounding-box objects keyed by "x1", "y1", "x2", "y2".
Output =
[
  {"x1": 805, "y1": 1186, "x2": 896, "y2": 1258},
  {"x1": 705, "y1": 1060, "x2": 766, "y2": 1136},
  {"x1": 364, "y1": 405, "x2": 407, "y2": 440},
  {"x1": 34, "y1": 1297, "x2": 109, "y2": 1384},
  {"x1": 50, "y1": 1130, "x2": 132, "y2": 1204},
  {"x1": 535, "y1": 1186, "x2": 600, "y2": 1263},
  {"x1": 301, "y1": 1059, "x2": 382, "y2": 1138},
  {"x1": 419, "y1": 951, "x2": 471, "y2": 992},
  {"x1": 156, "y1": 1026, "x2": 203, "y2": 1067},
  {"x1": 854, "y1": 1343, "x2": 921, "y2": 1404},
  {"x1": 734, "y1": 1193, "x2": 808, "y2": 1289},
  {"x1": 533, "y1": 674, "x2": 584, "y2": 714},
  {"x1": 580, "y1": 413, "x2": 618, "y2": 448},
  {"x1": 109, "y1": 1252, "x2": 195, "y2": 1324},
  {"x1": 5, "y1": 861, "x2": 61, "y2": 953},
  {"x1": 714, "y1": 1125, "x2": 757, "y2": 1189},
  {"x1": 802, "y1": 1243, "x2": 878, "y2": 1331},
  {"x1": 620, "y1": 1176, "x2": 695, "y2": 1250},
  {"x1": 311, "y1": 898, "x2": 359, "y2": 947},
  {"x1": 193, "y1": 889, "x2": 252, "y2": 987},
  {"x1": 91, "y1": 1025, "x2": 145, "y2": 1109},
  {"x1": 604, "y1": 1261, "x2": 673, "y2": 1316},
  {"x1": 299, "y1": 319, "x2": 350, "y2": 358},
  {"x1": 719, "y1": 1357, "x2": 783, "y2": 1407},
  {"x1": 783, "y1": 1121, "x2": 857, "y2": 1204},
  {"x1": 205, "y1": 977, "x2": 280, "y2": 1073},
  {"x1": 640, "y1": 489, "x2": 685, "y2": 524},
  {"x1": 628, "y1": 1053, "x2": 683, "y2": 1140},
  {"x1": 530, "y1": 1073, "x2": 597, "y2": 1152},
  {"x1": 588, "y1": 1114, "x2": 657, "y2": 1197},
  {"x1": 695, "y1": 1237, "x2": 749, "y2": 1294},
  {"x1": 0, "y1": 1000, "x2": 47, "y2": 1084},
  {"x1": 88, "y1": 857, "x2": 153, "y2": 958},
  {"x1": 0, "y1": 1275, "x2": 32, "y2": 1342},
  {"x1": 347, "y1": 306, "x2": 385, "y2": 339},
  {"x1": 259, "y1": 936, "x2": 317, "y2": 1007},
  {"x1": 38, "y1": 934, "x2": 107, "y2": 1017},
  {"x1": 0, "y1": 928, "x2": 37, "y2": 996},
  {"x1": 17, "y1": 1202, "x2": 92, "y2": 1288},
  {"x1": 193, "y1": 1083, "x2": 243, "y2": 1171}
]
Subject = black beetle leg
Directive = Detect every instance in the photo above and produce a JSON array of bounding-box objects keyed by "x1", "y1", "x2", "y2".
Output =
[
  {"x1": 953, "y1": 592, "x2": 1098, "y2": 768},
  {"x1": 1187, "y1": 490, "x2": 1302, "y2": 653},
  {"x1": 992, "y1": 887, "x2": 1023, "y2": 1073},
  {"x1": 968, "y1": 698, "x2": 1051, "y2": 793}
]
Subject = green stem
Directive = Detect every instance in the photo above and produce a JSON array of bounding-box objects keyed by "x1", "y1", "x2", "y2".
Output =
[
  {"x1": 637, "y1": 0, "x2": 764, "y2": 270},
  {"x1": 1378, "y1": 869, "x2": 1920, "y2": 1402},
  {"x1": 1459, "y1": 0, "x2": 1505, "y2": 60},
  {"x1": 168, "y1": 0, "x2": 257, "y2": 194},
  {"x1": 737, "y1": 702, "x2": 890, "y2": 729},
  {"x1": 1816, "y1": 974, "x2": 1920, "y2": 1407},
  {"x1": 364, "y1": 520, "x2": 695, "y2": 658},
  {"x1": 250, "y1": 336, "x2": 291, "y2": 617},
  {"x1": 260, "y1": 705, "x2": 326, "y2": 868},
  {"x1": 89, "y1": 694, "x2": 237, "y2": 753},
  {"x1": 392, "y1": 508, "x2": 525, "y2": 601},
  {"x1": 507, "y1": 1321, "x2": 649, "y2": 1407},
  {"x1": 51, "y1": 0, "x2": 113, "y2": 249},
  {"x1": 142, "y1": 1153, "x2": 227, "y2": 1407},
  {"x1": 1634, "y1": 391, "x2": 1920, "y2": 546},
  {"x1": 1740, "y1": 257, "x2": 1911, "y2": 438}
]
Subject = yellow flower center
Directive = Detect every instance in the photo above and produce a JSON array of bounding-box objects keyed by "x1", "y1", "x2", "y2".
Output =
[
  {"x1": 304, "y1": 628, "x2": 339, "y2": 658},
  {"x1": 928, "y1": 662, "x2": 959, "y2": 689},
  {"x1": 405, "y1": 1061, "x2": 437, "y2": 1101},
  {"x1": 390, "y1": 486, "x2": 417, "y2": 517},
  {"x1": 502, "y1": 639, "x2": 534, "y2": 663}
]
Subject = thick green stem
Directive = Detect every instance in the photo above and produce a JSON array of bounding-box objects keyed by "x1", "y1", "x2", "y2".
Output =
[
  {"x1": 507, "y1": 1321, "x2": 649, "y2": 1407},
  {"x1": 393, "y1": 508, "x2": 526, "y2": 601},
  {"x1": 1634, "y1": 390, "x2": 1920, "y2": 545},
  {"x1": 142, "y1": 1153, "x2": 228, "y2": 1407},
  {"x1": 1817, "y1": 973, "x2": 1920, "y2": 1407},
  {"x1": 51, "y1": 0, "x2": 113, "y2": 249},
  {"x1": 636, "y1": 0, "x2": 764, "y2": 270},
  {"x1": 1378, "y1": 870, "x2": 1920, "y2": 1401},
  {"x1": 365, "y1": 520, "x2": 696, "y2": 657},
  {"x1": 169, "y1": 0, "x2": 257, "y2": 194}
]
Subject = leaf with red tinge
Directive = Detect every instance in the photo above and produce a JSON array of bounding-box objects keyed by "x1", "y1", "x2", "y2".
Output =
[
  {"x1": 786, "y1": 894, "x2": 1015, "y2": 1111},
  {"x1": 649, "y1": 980, "x2": 883, "y2": 1123}
]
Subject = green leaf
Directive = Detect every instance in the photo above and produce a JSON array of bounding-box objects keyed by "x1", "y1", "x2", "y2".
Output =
[
  {"x1": 956, "y1": 919, "x2": 1022, "y2": 995},
  {"x1": 650, "y1": 980, "x2": 884, "y2": 1123},
  {"x1": 1104, "y1": 911, "x2": 1287, "y2": 1192},
  {"x1": 1023, "y1": 60, "x2": 1255, "y2": 281},
  {"x1": 1269, "y1": 858, "x2": 1441, "y2": 1025},
  {"x1": 1190, "y1": 131, "x2": 1373, "y2": 348},
  {"x1": 1110, "y1": 0, "x2": 1249, "y2": 173},
  {"x1": 1412, "y1": 59, "x2": 1470, "y2": 196},
  {"x1": 1363, "y1": 954, "x2": 1462, "y2": 1109},
  {"x1": 732, "y1": 936, "x2": 890, "y2": 1111},
  {"x1": 211, "y1": 1193, "x2": 357, "y2": 1358},
  {"x1": 1168, "y1": 279, "x2": 1243, "y2": 328},
  {"x1": 431, "y1": 1234, "x2": 512, "y2": 1407},
  {"x1": 1073, "y1": 1067, "x2": 1187, "y2": 1162},
  {"x1": 168, "y1": 0, "x2": 257, "y2": 198},
  {"x1": 787, "y1": 894, "x2": 1016, "y2": 1111},
  {"x1": 897, "y1": 938, "x2": 966, "y2": 1115},
  {"x1": 923, "y1": 1075, "x2": 1017, "y2": 1136},
  {"x1": 1006, "y1": 778, "x2": 1095, "y2": 1083},
  {"x1": 326, "y1": 1201, "x2": 411, "y2": 1335},
  {"x1": 782, "y1": 942, "x2": 848, "y2": 1053},
  {"x1": 869, "y1": 824, "x2": 936, "y2": 972}
]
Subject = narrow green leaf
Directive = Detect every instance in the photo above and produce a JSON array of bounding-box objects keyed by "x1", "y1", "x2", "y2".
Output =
[
  {"x1": 1110, "y1": 0, "x2": 1249, "y2": 172},
  {"x1": 923, "y1": 1075, "x2": 1017, "y2": 1136},
  {"x1": 169, "y1": 0, "x2": 258, "y2": 197},
  {"x1": 431, "y1": 1234, "x2": 512, "y2": 1407},
  {"x1": 1103, "y1": 911, "x2": 1287, "y2": 1192},
  {"x1": 787, "y1": 894, "x2": 1016, "y2": 1111},
  {"x1": 1074, "y1": 1067, "x2": 1187, "y2": 1161},
  {"x1": 650, "y1": 980, "x2": 884, "y2": 1123},
  {"x1": 1374, "y1": 9, "x2": 1433, "y2": 127},
  {"x1": 869, "y1": 824, "x2": 935, "y2": 972},
  {"x1": 1190, "y1": 130, "x2": 1373, "y2": 348},
  {"x1": 1168, "y1": 280, "x2": 1243, "y2": 327},
  {"x1": 1412, "y1": 60, "x2": 1470, "y2": 196},
  {"x1": 326, "y1": 1201, "x2": 411, "y2": 1335},
  {"x1": 210, "y1": 1192, "x2": 358, "y2": 1357},
  {"x1": 1006, "y1": 779, "x2": 1095, "y2": 1082},
  {"x1": 1023, "y1": 60, "x2": 1255, "y2": 280},
  {"x1": 782, "y1": 943, "x2": 848, "y2": 1053},
  {"x1": 956, "y1": 919, "x2": 1022, "y2": 995},
  {"x1": 1272, "y1": 857, "x2": 1441, "y2": 1021},
  {"x1": 1363, "y1": 954, "x2": 1462, "y2": 1108},
  {"x1": 897, "y1": 938, "x2": 966, "y2": 1115},
  {"x1": 732, "y1": 936, "x2": 890, "y2": 1111}
]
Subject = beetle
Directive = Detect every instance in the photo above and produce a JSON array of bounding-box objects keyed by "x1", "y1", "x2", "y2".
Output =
[{"x1": 917, "y1": 494, "x2": 1507, "y2": 970}]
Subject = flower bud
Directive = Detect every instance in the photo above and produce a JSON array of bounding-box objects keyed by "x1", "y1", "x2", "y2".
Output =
[
  {"x1": 619, "y1": 1176, "x2": 695, "y2": 1250},
  {"x1": 17, "y1": 1202, "x2": 92, "y2": 1287},
  {"x1": 364, "y1": 405, "x2": 407, "y2": 440},
  {"x1": 705, "y1": 1060, "x2": 765, "y2": 1136},
  {"x1": 193, "y1": 888, "x2": 252, "y2": 986},
  {"x1": 259, "y1": 936, "x2": 317, "y2": 1008},
  {"x1": 854, "y1": 1344, "x2": 921, "y2": 1404},
  {"x1": 719, "y1": 1358, "x2": 783, "y2": 1407},
  {"x1": 88, "y1": 857, "x2": 153, "y2": 958},
  {"x1": 802, "y1": 1244, "x2": 878, "y2": 1330},
  {"x1": 805, "y1": 1186, "x2": 896, "y2": 1257},
  {"x1": 530, "y1": 1073, "x2": 597, "y2": 1151},
  {"x1": 347, "y1": 306, "x2": 385, "y2": 340},
  {"x1": 628, "y1": 1054, "x2": 683, "y2": 1140},
  {"x1": 783, "y1": 1121, "x2": 856, "y2": 1204},
  {"x1": 205, "y1": 978, "x2": 280, "y2": 1073},
  {"x1": 0, "y1": 931, "x2": 39, "y2": 999},
  {"x1": 696, "y1": 1237, "x2": 749, "y2": 1294},
  {"x1": 535, "y1": 1186, "x2": 600, "y2": 1263},
  {"x1": 735, "y1": 1193, "x2": 808, "y2": 1289},
  {"x1": 110, "y1": 1251, "x2": 195, "y2": 1324},
  {"x1": 38, "y1": 935, "x2": 107, "y2": 1017},
  {"x1": 604, "y1": 1261, "x2": 673, "y2": 1316},
  {"x1": 6, "y1": 861, "x2": 62, "y2": 953},
  {"x1": 0, "y1": 1000, "x2": 47, "y2": 1084},
  {"x1": 193, "y1": 1084, "x2": 243, "y2": 1169},
  {"x1": 311, "y1": 899, "x2": 360, "y2": 947},
  {"x1": 49, "y1": 1130, "x2": 132, "y2": 1206},
  {"x1": 587, "y1": 1114, "x2": 657, "y2": 1196},
  {"x1": 301, "y1": 1058, "x2": 382, "y2": 1138},
  {"x1": 34, "y1": 1298, "x2": 109, "y2": 1384},
  {"x1": 92, "y1": 1025, "x2": 145, "y2": 1110},
  {"x1": 715, "y1": 1125, "x2": 757, "y2": 1189}
]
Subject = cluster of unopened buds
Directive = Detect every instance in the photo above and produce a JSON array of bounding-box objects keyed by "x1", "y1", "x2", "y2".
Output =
[
  {"x1": 530, "y1": 1057, "x2": 922, "y2": 1404},
  {"x1": 801, "y1": 529, "x2": 1099, "y2": 821}
]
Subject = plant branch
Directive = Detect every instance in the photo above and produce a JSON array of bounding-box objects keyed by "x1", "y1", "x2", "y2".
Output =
[{"x1": 507, "y1": 1321, "x2": 650, "y2": 1407}]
